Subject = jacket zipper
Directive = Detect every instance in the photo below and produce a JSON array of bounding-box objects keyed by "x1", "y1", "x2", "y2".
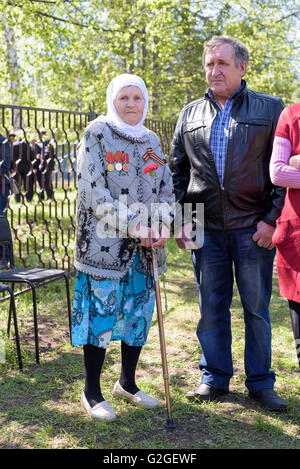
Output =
[
  {"x1": 245, "y1": 124, "x2": 249, "y2": 144},
  {"x1": 220, "y1": 114, "x2": 233, "y2": 229}
]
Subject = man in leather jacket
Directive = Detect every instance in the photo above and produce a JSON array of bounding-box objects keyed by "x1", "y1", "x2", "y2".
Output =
[{"x1": 170, "y1": 36, "x2": 287, "y2": 411}]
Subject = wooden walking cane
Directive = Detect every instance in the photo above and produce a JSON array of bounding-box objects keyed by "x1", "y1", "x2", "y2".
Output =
[{"x1": 151, "y1": 248, "x2": 175, "y2": 430}]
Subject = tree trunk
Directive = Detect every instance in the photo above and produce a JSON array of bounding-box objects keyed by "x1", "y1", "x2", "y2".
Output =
[{"x1": 2, "y1": 12, "x2": 22, "y2": 131}]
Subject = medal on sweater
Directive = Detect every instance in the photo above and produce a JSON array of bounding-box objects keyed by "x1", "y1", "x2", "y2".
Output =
[
  {"x1": 106, "y1": 152, "x2": 114, "y2": 171},
  {"x1": 106, "y1": 151, "x2": 130, "y2": 172},
  {"x1": 115, "y1": 151, "x2": 122, "y2": 171},
  {"x1": 122, "y1": 152, "x2": 129, "y2": 172},
  {"x1": 142, "y1": 147, "x2": 164, "y2": 166}
]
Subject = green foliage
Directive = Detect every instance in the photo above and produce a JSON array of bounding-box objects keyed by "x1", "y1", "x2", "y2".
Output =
[
  {"x1": 0, "y1": 0, "x2": 299, "y2": 118},
  {"x1": 219, "y1": 0, "x2": 300, "y2": 104}
]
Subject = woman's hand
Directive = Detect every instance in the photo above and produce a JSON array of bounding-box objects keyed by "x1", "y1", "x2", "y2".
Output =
[
  {"x1": 152, "y1": 223, "x2": 170, "y2": 248},
  {"x1": 134, "y1": 223, "x2": 170, "y2": 248},
  {"x1": 134, "y1": 224, "x2": 153, "y2": 247},
  {"x1": 289, "y1": 154, "x2": 300, "y2": 169}
]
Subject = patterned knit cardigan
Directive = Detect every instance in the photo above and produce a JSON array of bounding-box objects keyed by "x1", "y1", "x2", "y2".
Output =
[{"x1": 74, "y1": 116, "x2": 175, "y2": 279}]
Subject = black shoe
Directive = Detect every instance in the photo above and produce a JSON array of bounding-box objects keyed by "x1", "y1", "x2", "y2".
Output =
[
  {"x1": 249, "y1": 389, "x2": 287, "y2": 412},
  {"x1": 186, "y1": 383, "x2": 229, "y2": 402}
]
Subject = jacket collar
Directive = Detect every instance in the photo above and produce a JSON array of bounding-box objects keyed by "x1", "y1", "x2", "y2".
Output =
[{"x1": 205, "y1": 79, "x2": 247, "y2": 103}]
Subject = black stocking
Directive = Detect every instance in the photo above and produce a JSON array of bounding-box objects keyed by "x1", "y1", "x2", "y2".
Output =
[
  {"x1": 288, "y1": 300, "x2": 300, "y2": 367},
  {"x1": 83, "y1": 343, "x2": 106, "y2": 407},
  {"x1": 119, "y1": 341, "x2": 142, "y2": 395}
]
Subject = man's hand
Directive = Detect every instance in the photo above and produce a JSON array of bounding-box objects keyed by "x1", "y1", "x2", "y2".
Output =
[
  {"x1": 252, "y1": 220, "x2": 275, "y2": 250},
  {"x1": 174, "y1": 222, "x2": 199, "y2": 249}
]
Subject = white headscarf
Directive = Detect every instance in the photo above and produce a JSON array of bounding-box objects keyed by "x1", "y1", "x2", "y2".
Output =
[{"x1": 106, "y1": 73, "x2": 149, "y2": 139}]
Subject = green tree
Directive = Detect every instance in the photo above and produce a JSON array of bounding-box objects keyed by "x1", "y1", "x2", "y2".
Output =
[
  {"x1": 0, "y1": 0, "x2": 299, "y2": 119},
  {"x1": 219, "y1": 0, "x2": 300, "y2": 104}
]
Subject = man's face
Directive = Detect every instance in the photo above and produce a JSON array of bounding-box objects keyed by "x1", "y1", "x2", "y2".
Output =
[{"x1": 204, "y1": 43, "x2": 247, "y2": 103}]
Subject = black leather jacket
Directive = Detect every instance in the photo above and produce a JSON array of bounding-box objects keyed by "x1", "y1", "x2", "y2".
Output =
[{"x1": 170, "y1": 84, "x2": 286, "y2": 230}]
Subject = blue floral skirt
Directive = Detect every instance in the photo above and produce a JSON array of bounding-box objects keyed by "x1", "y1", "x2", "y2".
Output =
[{"x1": 71, "y1": 251, "x2": 155, "y2": 348}]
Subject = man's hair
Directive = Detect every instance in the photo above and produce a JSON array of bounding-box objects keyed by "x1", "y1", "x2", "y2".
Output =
[{"x1": 202, "y1": 36, "x2": 249, "y2": 67}]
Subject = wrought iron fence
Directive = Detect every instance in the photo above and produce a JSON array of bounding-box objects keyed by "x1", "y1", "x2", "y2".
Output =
[{"x1": 0, "y1": 104, "x2": 176, "y2": 271}]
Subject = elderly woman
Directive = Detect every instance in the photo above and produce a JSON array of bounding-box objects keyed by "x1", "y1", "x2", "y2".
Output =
[{"x1": 72, "y1": 74, "x2": 174, "y2": 421}]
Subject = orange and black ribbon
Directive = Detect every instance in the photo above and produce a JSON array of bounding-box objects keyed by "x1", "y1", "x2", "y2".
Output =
[{"x1": 143, "y1": 148, "x2": 164, "y2": 165}]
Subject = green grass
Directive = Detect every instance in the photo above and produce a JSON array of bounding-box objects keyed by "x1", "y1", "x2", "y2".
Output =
[{"x1": 0, "y1": 237, "x2": 299, "y2": 449}]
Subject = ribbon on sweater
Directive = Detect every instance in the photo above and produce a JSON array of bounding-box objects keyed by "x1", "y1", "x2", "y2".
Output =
[{"x1": 143, "y1": 147, "x2": 165, "y2": 166}]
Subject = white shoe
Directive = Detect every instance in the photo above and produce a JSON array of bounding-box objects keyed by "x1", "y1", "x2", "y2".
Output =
[
  {"x1": 113, "y1": 381, "x2": 159, "y2": 409},
  {"x1": 81, "y1": 392, "x2": 116, "y2": 421}
]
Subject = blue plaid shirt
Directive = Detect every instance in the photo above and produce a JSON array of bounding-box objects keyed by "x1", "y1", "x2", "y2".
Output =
[{"x1": 207, "y1": 81, "x2": 245, "y2": 184}]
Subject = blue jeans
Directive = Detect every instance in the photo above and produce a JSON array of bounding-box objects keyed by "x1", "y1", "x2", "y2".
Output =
[{"x1": 191, "y1": 227, "x2": 276, "y2": 393}]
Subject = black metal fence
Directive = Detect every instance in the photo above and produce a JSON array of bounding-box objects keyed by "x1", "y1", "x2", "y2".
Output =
[{"x1": 0, "y1": 104, "x2": 176, "y2": 271}]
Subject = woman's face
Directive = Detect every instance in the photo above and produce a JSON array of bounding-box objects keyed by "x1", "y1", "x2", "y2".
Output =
[{"x1": 113, "y1": 86, "x2": 145, "y2": 126}]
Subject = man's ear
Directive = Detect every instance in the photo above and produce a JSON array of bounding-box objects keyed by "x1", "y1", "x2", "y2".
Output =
[{"x1": 240, "y1": 61, "x2": 248, "y2": 77}]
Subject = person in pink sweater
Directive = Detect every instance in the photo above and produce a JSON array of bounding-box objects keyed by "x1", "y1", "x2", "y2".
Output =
[{"x1": 270, "y1": 102, "x2": 300, "y2": 367}]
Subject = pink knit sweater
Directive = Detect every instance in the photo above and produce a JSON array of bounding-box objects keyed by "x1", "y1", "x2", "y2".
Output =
[{"x1": 270, "y1": 136, "x2": 300, "y2": 189}]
